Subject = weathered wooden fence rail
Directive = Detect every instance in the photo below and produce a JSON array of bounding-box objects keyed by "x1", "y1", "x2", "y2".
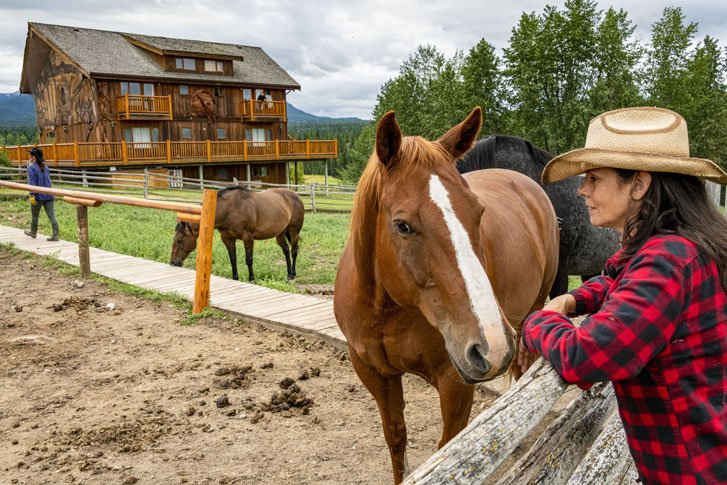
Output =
[{"x1": 404, "y1": 358, "x2": 637, "y2": 484}]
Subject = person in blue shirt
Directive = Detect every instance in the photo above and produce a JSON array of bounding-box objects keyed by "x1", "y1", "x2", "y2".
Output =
[{"x1": 24, "y1": 148, "x2": 59, "y2": 241}]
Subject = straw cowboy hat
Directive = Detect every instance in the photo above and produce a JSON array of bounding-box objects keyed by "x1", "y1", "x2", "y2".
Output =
[{"x1": 542, "y1": 107, "x2": 727, "y2": 184}]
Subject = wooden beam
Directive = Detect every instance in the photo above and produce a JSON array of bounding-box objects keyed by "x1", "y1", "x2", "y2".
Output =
[
  {"x1": 177, "y1": 211, "x2": 201, "y2": 223},
  {"x1": 403, "y1": 358, "x2": 568, "y2": 484},
  {"x1": 64, "y1": 196, "x2": 102, "y2": 207},
  {"x1": 76, "y1": 205, "x2": 90, "y2": 278},
  {"x1": 193, "y1": 189, "x2": 217, "y2": 314}
]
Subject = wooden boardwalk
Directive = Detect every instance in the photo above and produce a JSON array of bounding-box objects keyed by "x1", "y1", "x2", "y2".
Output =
[{"x1": 0, "y1": 225, "x2": 346, "y2": 351}]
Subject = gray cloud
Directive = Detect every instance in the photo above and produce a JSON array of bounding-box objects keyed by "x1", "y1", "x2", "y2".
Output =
[{"x1": 1, "y1": 0, "x2": 725, "y2": 119}]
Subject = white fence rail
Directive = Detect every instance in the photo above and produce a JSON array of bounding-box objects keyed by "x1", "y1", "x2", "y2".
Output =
[{"x1": 0, "y1": 166, "x2": 357, "y2": 213}]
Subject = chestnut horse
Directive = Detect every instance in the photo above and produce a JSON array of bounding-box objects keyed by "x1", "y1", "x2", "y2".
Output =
[
  {"x1": 333, "y1": 108, "x2": 559, "y2": 483},
  {"x1": 169, "y1": 186, "x2": 304, "y2": 281}
]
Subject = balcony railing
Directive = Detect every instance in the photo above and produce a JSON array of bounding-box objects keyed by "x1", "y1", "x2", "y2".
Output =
[
  {"x1": 241, "y1": 99, "x2": 287, "y2": 121},
  {"x1": 2, "y1": 139, "x2": 338, "y2": 168},
  {"x1": 116, "y1": 94, "x2": 173, "y2": 120}
]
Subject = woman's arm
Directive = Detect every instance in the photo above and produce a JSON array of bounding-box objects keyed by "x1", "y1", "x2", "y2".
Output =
[{"x1": 522, "y1": 248, "x2": 685, "y2": 387}]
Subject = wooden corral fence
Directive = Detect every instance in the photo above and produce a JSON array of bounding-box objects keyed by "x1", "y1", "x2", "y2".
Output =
[
  {"x1": 404, "y1": 359, "x2": 637, "y2": 484},
  {"x1": 0, "y1": 180, "x2": 215, "y2": 314}
]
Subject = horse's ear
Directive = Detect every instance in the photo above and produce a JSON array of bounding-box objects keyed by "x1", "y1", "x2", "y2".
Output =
[
  {"x1": 438, "y1": 107, "x2": 482, "y2": 160},
  {"x1": 376, "y1": 111, "x2": 402, "y2": 167}
]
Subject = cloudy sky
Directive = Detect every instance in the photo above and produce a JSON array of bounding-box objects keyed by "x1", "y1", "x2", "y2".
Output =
[{"x1": 0, "y1": 1, "x2": 725, "y2": 119}]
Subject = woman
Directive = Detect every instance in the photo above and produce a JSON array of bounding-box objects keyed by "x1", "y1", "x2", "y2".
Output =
[
  {"x1": 24, "y1": 147, "x2": 60, "y2": 241},
  {"x1": 519, "y1": 107, "x2": 727, "y2": 484}
]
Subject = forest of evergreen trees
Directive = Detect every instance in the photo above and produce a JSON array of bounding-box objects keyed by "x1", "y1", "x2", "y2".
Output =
[{"x1": 339, "y1": 3, "x2": 727, "y2": 183}]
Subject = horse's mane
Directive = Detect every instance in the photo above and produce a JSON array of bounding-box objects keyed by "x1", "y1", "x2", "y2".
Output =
[
  {"x1": 350, "y1": 136, "x2": 452, "y2": 256},
  {"x1": 456, "y1": 135, "x2": 553, "y2": 174},
  {"x1": 218, "y1": 186, "x2": 253, "y2": 200}
]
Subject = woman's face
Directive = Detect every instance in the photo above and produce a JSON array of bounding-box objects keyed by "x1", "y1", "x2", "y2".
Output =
[{"x1": 577, "y1": 168, "x2": 635, "y2": 234}]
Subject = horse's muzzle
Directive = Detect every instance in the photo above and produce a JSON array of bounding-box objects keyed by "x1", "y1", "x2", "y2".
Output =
[{"x1": 170, "y1": 259, "x2": 182, "y2": 267}]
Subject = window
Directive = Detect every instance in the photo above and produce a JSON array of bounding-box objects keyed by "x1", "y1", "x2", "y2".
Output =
[
  {"x1": 120, "y1": 82, "x2": 153, "y2": 96},
  {"x1": 242, "y1": 88, "x2": 252, "y2": 101},
  {"x1": 205, "y1": 60, "x2": 224, "y2": 72},
  {"x1": 176, "y1": 58, "x2": 195, "y2": 70},
  {"x1": 123, "y1": 127, "x2": 159, "y2": 148},
  {"x1": 217, "y1": 128, "x2": 226, "y2": 139},
  {"x1": 182, "y1": 128, "x2": 192, "y2": 139},
  {"x1": 214, "y1": 86, "x2": 223, "y2": 97},
  {"x1": 218, "y1": 168, "x2": 228, "y2": 179},
  {"x1": 253, "y1": 166, "x2": 268, "y2": 177},
  {"x1": 179, "y1": 85, "x2": 189, "y2": 95}
]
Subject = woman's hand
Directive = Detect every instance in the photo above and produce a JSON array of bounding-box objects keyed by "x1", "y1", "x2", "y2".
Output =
[
  {"x1": 542, "y1": 293, "x2": 576, "y2": 315},
  {"x1": 516, "y1": 339, "x2": 539, "y2": 376}
]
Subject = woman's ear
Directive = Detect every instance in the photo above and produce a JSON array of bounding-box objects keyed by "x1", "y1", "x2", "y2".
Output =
[{"x1": 631, "y1": 171, "x2": 652, "y2": 201}]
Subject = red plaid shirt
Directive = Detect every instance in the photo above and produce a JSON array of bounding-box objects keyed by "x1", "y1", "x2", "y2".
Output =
[{"x1": 523, "y1": 235, "x2": 727, "y2": 484}]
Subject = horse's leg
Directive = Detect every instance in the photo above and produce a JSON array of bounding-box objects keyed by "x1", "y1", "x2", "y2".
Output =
[
  {"x1": 220, "y1": 234, "x2": 239, "y2": 281},
  {"x1": 243, "y1": 235, "x2": 255, "y2": 282},
  {"x1": 349, "y1": 348, "x2": 409, "y2": 484},
  {"x1": 435, "y1": 374, "x2": 474, "y2": 448},
  {"x1": 275, "y1": 233, "x2": 293, "y2": 281},
  {"x1": 288, "y1": 228, "x2": 300, "y2": 280}
]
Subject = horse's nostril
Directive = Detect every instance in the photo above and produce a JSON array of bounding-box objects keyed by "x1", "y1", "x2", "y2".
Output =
[{"x1": 465, "y1": 343, "x2": 491, "y2": 375}]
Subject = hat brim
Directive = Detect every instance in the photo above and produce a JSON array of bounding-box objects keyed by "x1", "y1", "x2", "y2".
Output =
[{"x1": 542, "y1": 148, "x2": 727, "y2": 185}]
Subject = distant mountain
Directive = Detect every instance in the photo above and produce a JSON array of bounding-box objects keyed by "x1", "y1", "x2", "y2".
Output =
[
  {"x1": 0, "y1": 92, "x2": 36, "y2": 126},
  {"x1": 0, "y1": 91, "x2": 366, "y2": 126},
  {"x1": 286, "y1": 104, "x2": 368, "y2": 123}
]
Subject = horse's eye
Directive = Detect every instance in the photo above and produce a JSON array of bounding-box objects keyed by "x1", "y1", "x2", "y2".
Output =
[{"x1": 394, "y1": 220, "x2": 415, "y2": 235}]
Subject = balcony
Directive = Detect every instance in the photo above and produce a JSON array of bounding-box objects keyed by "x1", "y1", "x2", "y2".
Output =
[
  {"x1": 2, "y1": 139, "x2": 338, "y2": 168},
  {"x1": 241, "y1": 99, "x2": 286, "y2": 121},
  {"x1": 116, "y1": 94, "x2": 173, "y2": 120}
]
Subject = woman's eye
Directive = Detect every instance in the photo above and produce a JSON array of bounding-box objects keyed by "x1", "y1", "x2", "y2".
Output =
[{"x1": 394, "y1": 220, "x2": 415, "y2": 235}]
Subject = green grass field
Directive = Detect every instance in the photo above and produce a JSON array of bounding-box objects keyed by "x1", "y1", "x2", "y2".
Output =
[{"x1": 0, "y1": 193, "x2": 350, "y2": 292}]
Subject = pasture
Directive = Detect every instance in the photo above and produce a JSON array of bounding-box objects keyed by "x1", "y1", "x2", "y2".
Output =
[{"x1": 0, "y1": 194, "x2": 349, "y2": 293}]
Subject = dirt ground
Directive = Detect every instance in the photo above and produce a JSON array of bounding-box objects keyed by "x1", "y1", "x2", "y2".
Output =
[{"x1": 0, "y1": 247, "x2": 570, "y2": 485}]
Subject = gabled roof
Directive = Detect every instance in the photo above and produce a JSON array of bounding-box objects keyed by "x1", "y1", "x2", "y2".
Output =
[{"x1": 21, "y1": 23, "x2": 301, "y2": 93}]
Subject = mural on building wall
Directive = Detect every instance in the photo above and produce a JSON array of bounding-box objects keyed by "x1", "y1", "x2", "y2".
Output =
[
  {"x1": 191, "y1": 90, "x2": 216, "y2": 122},
  {"x1": 32, "y1": 50, "x2": 99, "y2": 138}
]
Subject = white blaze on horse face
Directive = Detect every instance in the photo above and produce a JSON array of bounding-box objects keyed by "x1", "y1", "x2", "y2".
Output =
[{"x1": 428, "y1": 175, "x2": 507, "y2": 362}]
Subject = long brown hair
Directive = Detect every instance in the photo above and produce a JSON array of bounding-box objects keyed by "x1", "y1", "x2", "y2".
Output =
[{"x1": 620, "y1": 170, "x2": 727, "y2": 287}]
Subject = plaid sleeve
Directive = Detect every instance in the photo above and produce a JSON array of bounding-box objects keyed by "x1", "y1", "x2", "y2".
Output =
[
  {"x1": 568, "y1": 274, "x2": 614, "y2": 315},
  {"x1": 523, "y1": 247, "x2": 685, "y2": 386}
]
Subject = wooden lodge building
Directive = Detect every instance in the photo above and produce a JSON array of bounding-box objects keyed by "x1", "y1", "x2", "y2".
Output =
[{"x1": 5, "y1": 22, "x2": 337, "y2": 185}]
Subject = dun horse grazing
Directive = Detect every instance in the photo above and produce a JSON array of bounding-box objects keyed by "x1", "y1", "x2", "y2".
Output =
[
  {"x1": 170, "y1": 186, "x2": 304, "y2": 281},
  {"x1": 457, "y1": 135, "x2": 621, "y2": 296},
  {"x1": 333, "y1": 108, "x2": 559, "y2": 484}
]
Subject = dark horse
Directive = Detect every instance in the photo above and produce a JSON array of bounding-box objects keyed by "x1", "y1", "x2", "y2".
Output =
[
  {"x1": 334, "y1": 108, "x2": 559, "y2": 483},
  {"x1": 170, "y1": 186, "x2": 304, "y2": 281},
  {"x1": 457, "y1": 135, "x2": 621, "y2": 297}
]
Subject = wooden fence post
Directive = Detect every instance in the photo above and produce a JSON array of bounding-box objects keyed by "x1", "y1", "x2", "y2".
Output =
[
  {"x1": 143, "y1": 168, "x2": 149, "y2": 199},
  {"x1": 310, "y1": 182, "x2": 316, "y2": 213},
  {"x1": 77, "y1": 205, "x2": 91, "y2": 278},
  {"x1": 193, "y1": 189, "x2": 217, "y2": 314},
  {"x1": 17, "y1": 145, "x2": 21, "y2": 166},
  {"x1": 52, "y1": 142, "x2": 58, "y2": 166},
  {"x1": 306, "y1": 139, "x2": 310, "y2": 159},
  {"x1": 275, "y1": 139, "x2": 280, "y2": 160}
]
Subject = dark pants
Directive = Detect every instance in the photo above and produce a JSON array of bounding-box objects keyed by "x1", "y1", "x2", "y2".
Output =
[{"x1": 30, "y1": 199, "x2": 59, "y2": 235}]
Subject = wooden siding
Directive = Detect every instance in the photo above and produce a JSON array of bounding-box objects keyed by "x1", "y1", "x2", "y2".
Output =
[{"x1": 30, "y1": 49, "x2": 101, "y2": 144}]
